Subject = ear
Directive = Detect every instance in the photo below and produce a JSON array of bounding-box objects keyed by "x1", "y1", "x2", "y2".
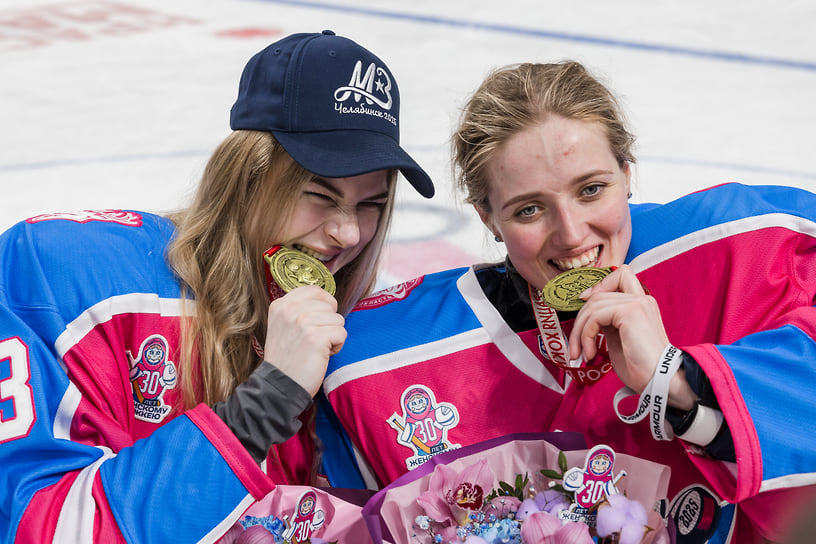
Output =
[
  {"x1": 622, "y1": 161, "x2": 632, "y2": 195},
  {"x1": 474, "y1": 204, "x2": 497, "y2": 238}
]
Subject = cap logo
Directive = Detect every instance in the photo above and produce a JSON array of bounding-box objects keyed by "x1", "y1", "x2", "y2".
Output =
[{"x1": 333, "y1": 61, "x2": 396, "y2": 125}]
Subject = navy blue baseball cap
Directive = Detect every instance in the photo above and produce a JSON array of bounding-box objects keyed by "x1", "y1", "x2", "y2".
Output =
[{"x1": 230, "y1": 30, "x2": 434, "y2": 198}]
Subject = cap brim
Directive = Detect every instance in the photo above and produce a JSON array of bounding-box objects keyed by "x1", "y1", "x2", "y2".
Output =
[{"x1": 273, "y1": 130, "x2": 434, "y2": 198}]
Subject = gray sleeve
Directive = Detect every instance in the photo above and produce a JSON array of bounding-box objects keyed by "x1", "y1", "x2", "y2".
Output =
[{"x1": 212, "y1": 362, "x2": 313, "y2": 463}]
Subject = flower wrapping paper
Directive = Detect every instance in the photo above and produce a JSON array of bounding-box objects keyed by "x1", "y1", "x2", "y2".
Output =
[
  {"x1": 221, "y1": 485, "x2": 376, "y2": 543},
  {"x1": 361, "y1": 432, "x2": 672, "y2": 544}
]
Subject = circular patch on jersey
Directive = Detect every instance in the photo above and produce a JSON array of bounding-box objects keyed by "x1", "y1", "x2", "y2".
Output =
[{"x1": 669, "y1": 485, "x2": 722, "y2": 542}]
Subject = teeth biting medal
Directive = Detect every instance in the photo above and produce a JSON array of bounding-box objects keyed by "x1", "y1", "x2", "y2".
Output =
[
  {"x1": 263, "y1": 245, "x2": 336, "y2": 299},
  {"x1": 541, "y1": 266, "x2": 612, "y2": 311}
]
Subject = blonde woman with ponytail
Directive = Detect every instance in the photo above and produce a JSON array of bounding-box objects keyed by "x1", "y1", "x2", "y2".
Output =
[{"x1": 322, "y1": 60, "x2": 816, "y2": 543}]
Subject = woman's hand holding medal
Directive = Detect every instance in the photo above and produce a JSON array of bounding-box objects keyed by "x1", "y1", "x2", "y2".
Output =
[
  {"x1": 264, "y1": 285, "x2": 345, "y2": 397},
  {"x1": 565, "y1": 265, "x2": 696, "y2": 411},
  {"x1": 262, "y1": 247, "x2": 343, "y2": 398}
]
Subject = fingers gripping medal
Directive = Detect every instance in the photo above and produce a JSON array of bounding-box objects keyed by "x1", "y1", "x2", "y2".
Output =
[
  {"x1": 263, "y1": 246, "x2": 336, "y2": 300},
  {"x1": 531, "y1": 266, "x2": 615, "y2": 385},
  {"x1": 542, "y1": 266, "x2": 613, "y2": 311}
]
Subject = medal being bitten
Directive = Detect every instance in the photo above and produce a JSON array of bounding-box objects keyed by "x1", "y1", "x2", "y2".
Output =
[
  {"x1": 541, "y1": 266, "x2": 612, "y2": 311},
  {"x1": 265, "y1": 247, "x2": 336, "y2": 296}
]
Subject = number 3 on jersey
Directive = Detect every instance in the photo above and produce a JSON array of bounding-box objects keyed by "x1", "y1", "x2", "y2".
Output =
[{"x1": 0, "y1": 337, "x2": 35, "y2": 443}]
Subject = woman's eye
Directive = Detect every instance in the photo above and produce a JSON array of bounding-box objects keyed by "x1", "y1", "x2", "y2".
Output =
[
  {"x1": 305, "y1": 191, "x2": 335, "y2": 204},
  {"x1": 582, "y1": 184, "x2": 603, "y2": 197},
  {"x1": 517, "y1": 205, "x2": 539, "y2": 218},
  {"x1": 358, "y1": 201, "x2": 386, "y2": 211}
]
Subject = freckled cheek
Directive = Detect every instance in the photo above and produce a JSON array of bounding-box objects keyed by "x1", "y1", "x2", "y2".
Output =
[
  {"x1": 616, "y1": 207, "x2": 632, "y2": 232},
  {"x1": 602, "y1": 215, "x2": 626, "y2": 234},
  {"x1": 595, "y1": 201, "x2": 628, "y2": 231},
  {"x1": 504, "y1": 227, "x2": 546, "y2": 261},
  {"x1": 602, "y1": 207, "x2": 632, "y2": 256},
  {"x1": 505, "y1": 236, "x2": 557, "y2": 288}
]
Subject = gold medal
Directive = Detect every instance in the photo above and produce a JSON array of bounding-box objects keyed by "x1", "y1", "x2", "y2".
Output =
[
  {"x1": 263, "y1": 246, "x2": 336, "y2": 297},
  {"x1": 541, "y1": 266, "x2": 612, "y2": 311}
]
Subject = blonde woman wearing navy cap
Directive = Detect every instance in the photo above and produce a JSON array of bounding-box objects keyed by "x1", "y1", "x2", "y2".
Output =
[{"x1": 0, "y1": 30, "x2": 432, "y2": 543}]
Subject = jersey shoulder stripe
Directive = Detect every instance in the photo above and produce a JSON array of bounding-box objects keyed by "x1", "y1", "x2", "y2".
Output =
[
  {"x1": 628, "y1": 183, "x2": 816, "y2": 263},
  {"x1": 328, "y1": 267, "x2": 477, "y2": 368}
]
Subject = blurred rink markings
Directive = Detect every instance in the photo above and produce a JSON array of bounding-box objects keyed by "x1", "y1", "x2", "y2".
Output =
[{"x1": 1, "y1": 0, "x2": 814, "y2": 286}]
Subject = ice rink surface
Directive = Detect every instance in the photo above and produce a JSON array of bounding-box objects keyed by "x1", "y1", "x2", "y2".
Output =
[{"x1": 2, "y1": 0, "x2": 815, "y2": 286}]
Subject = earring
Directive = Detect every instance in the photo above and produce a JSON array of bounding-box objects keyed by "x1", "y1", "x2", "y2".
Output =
[
  {"x1": 627, "y1": 191, "x2": 633, "y2": 199},
  {"x1": 494, "y1": 234, "x2": 503, "y2": 243}
]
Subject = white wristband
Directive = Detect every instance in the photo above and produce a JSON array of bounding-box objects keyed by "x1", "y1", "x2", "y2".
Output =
[
  {"x1": 677, "y1": 403, "x2": 725, "y2": 446},
  {"x1": 613, "y1": 344, "x2": 684, "y2": 441}
]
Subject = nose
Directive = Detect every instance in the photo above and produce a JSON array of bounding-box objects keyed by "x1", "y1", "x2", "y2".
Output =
[
  {"x1": 325, "y1": 209, "x2": 361, "y2": 248},
  {"x1": 551, "y1": 202, "x2": 585, "y2": 248}
]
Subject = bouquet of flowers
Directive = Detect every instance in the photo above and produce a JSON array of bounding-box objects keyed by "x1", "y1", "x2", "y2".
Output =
[
  {"x1": 362, "y1": 433, "x2": 672, "y2": 544},
  {"x1": 217, "y1": 485, "x2": 375, "y2": 544}
]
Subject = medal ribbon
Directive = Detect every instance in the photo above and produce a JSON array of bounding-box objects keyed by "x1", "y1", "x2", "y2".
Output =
[
  {"x1": 528, "y1": 284, "x2": 612, "y2": 385},
  {"x1": 263, "y1": 245, "x2": 287, "y2": 300},
  {"x1": 613, "y1": 344, "x2": 683, "y2": 441}
]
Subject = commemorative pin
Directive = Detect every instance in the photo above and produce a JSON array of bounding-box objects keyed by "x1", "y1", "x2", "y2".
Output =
[
  {"x1": 263, "y1": 245, "x2": 336, "y2": 299},
  {"x1": 541, "y1": 266, "x2": 612, "y2": 311}
]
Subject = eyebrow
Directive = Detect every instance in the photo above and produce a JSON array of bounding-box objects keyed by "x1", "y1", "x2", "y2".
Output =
[
  {"x1": 308, "y1": 176, "x2": 390, "y2": 201},
  {"x1": 309, "y1": 177, "x2": 343, "y2": 197},
  {"x1": 501, "y1": 191, "x2": 542, "y2": 213}
]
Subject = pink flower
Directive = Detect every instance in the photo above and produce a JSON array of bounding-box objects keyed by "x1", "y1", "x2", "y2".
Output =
[
  {"x1": 417, "y1": 459, "x2": 495, "y2": 526},
  {"x1": 216, "y1": 522, "x2": 245, "y2": 544},
  {"x1": 520, "y1": 510, "x2": 562, "y2": 542},
  {"x1": 439, "y1": 525, "x2": 460, "y2": 542},
  {"x1": 450, "y1": 481, "x2": 485, "y2": 510},
  {"x1": 235, "y1": 525, "x2": 277, "y2": 544},
  {"x1": 554, "y1": 521, "x2": 594, "y2": 544}
]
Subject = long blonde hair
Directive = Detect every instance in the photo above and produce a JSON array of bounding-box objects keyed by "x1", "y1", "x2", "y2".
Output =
[
  {"x1": 166, "y1": 130, "x2": 396, "y2": 409},
  {"x1": 453, "y1": 61, "x2": 636, "y2": 212}
]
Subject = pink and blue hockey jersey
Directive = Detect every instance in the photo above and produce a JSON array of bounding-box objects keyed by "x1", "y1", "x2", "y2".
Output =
[
  {"x1": 321, "y1": 183, "x2": 816, "y2": 543},
  {"x1": 0, "y1": 210, "x2": 312, "y2": 543}
]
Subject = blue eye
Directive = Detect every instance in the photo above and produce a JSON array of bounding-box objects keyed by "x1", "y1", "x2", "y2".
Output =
[
  {"x1": 517, "y1": 205, "x2": 538, "y2": 217},
  {"x1": 582, "y1": 184, "x2": 604, "y2": 197}
]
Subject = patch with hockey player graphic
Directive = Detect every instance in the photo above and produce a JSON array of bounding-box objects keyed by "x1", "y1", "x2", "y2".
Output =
[
  {"x1": 558, "y1": 444, "x2": 626, "y2": 526},
  {"x1": 127, "y1": 334, "x2": 177, "y2": 423},
  {"x1": 236, "y1": 488, "x2": 334, "y2": 543},
  {"x1": 284, "y1": 490, "x2": 326, "y2": 544},
  {"x1": 388, "y1": 384, "x2": 460, "y2": 470}
]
